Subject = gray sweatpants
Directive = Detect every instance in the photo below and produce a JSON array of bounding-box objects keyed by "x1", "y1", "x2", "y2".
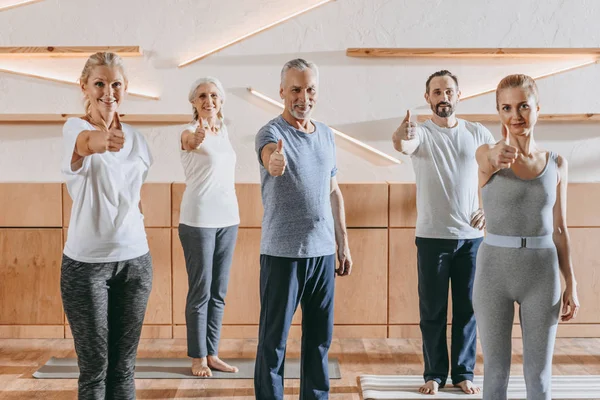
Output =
[
  {"x1": 178, "y1": 223, "x2": 239, "y2": 358},
  {"x1": 61, "y1": 252, "x2": 153, "y2": 400},
  {"x1": 473, "y1": 243, "x2": 561, "y2": 400}
]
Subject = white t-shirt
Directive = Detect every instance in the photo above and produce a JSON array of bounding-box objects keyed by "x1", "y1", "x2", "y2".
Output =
[
  {"x1": 179, "y1": 122, "x2": 240, "y2": 228},
  {"x1": 411, "y1": 119, "x2": 495, "y2": 239},
  {"x1": 62, "y1": 117, "x2": 153, "y2": 263}
]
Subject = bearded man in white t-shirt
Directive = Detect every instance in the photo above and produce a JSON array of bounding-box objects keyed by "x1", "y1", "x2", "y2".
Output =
[{"x1": 392, "y1": 70, "x2": 496, "y2": 396}]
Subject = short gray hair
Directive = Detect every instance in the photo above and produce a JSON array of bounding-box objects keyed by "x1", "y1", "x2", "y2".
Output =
[
  {"x1": 280, "y1": 58, "x2": 319, "y2": 84},
  {"x1": 188, "y1": 76, "x2": 226, "y2": 121}
]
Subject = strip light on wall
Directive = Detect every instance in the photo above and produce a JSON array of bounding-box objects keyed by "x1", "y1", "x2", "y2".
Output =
[
  {"x1": 0, "y1": 0, "x2": 43, "y2": 12},
  {"x1": 0, "y1": 67, "x2": 160, "y2": 100},
  {"x1": 460, "y1": 59, "x2": 598, "y2": 101},
  {"x1": 248, "y1": 87, "x2": 402, "y2": 165},
  {"x1": 178, "y1": 0, "x2": 334, "y2": 67}
]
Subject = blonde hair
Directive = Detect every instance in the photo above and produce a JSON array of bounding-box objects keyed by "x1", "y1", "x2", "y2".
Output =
[
  {"x1": 496, "y1": 74, "x2": 539, "y2": 110},
  {"x1": 188, "y1": 77, "x2": 226, "y2": 122},
  {"x1": 79, "y1": 52, "x2": 128, "y2": 114}
]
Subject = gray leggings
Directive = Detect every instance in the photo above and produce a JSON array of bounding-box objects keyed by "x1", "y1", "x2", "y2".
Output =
[
  {"x1": 61, "y1": 252, "x2": 153, "y2": 400},
  {"x1": 473, "y1": 243, "x2": 561, "y2": 400},
  {"x1": 178, "y1": 223, "x2": 239, "y2": 358}
]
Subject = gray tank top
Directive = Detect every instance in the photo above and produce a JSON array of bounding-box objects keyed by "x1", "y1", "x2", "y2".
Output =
[{"x1": 482, "y1": 151, "x2": 558, "y2": 237}]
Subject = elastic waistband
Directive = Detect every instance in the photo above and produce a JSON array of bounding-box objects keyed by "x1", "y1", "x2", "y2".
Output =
[{"x1": 484, "y1": 233, "x2": 555, "y2": 249}]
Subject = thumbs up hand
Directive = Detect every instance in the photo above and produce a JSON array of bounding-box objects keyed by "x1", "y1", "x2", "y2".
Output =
[
  {"x1": 489, "y1": 125, "x2": 519, "y2": 170},
  {"x1": 395, "y1": 110, "x2": 417, "y2": 141},
  {"x1": 268, "y1": 139, "x2": 286, "y2": 177}
]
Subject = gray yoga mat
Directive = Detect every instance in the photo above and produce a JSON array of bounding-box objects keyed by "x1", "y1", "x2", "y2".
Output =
[{"x1": 33, "y1": 357, "x2": 341, "y2": 379}]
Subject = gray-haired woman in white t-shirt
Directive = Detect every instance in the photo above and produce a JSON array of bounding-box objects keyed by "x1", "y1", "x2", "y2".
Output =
[{"x1": 178, "y1": 77, "x2": 240, "y2": 377}]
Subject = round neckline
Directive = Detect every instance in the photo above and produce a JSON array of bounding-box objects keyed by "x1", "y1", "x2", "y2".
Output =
[{"x1": 507, "y1": 151, "x2": 551, "y2": 181}]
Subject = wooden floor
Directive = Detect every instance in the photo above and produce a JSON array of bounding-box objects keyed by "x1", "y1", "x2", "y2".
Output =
[{"x1": 1, "y1": 338, "x2": 600, "y2": 399}]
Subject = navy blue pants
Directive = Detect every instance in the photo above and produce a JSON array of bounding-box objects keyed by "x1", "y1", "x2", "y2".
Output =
[
  {"x1": 254, "y1": 254, "x2": 335, "y2": 400},
  {"x1": 416, "y1": 237, "x2": 482, "y2": 386}
]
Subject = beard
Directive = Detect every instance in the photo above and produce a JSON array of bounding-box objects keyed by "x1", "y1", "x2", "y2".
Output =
[
  {"x1": 289, "y1": 103, "x2": 313, "y2": 119},
  {"x1": 432, "y1": 101, "x2": 455, "y2": 118}
]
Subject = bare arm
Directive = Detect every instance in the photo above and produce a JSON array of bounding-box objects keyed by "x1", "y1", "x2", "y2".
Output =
[
  {"x1": 552, "y1": 156, "x2": 579, "y2": 321},
  {"x1": 330, "y1": 176, "x2": 352, "y2": 276},
  {"x1": 392, "y1": 110, "x2": 420, "y2": 155},
  {"x1": 260, "y1": 140, "x2": 286, "y2": 177},
  {"x1": 475, "y1": 143, "x2": 500, "y2": 187}
]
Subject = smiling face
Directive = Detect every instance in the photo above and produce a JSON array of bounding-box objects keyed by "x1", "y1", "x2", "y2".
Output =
[
  {"x1": 497, "y1": 86, "x2": 539, "y2": 136},
  {"x1": 280, "y1": 68, "x2": 318, "y2": 121},
  {"x1": 81, "y1": 65, "x2": 126, "y2": 115},
  {"x1": 191, "y1": 82, "x2": 223, "y2": 120}
]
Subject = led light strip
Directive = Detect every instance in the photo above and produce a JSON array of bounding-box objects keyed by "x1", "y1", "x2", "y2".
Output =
[
  {"x1": 0, "y1": 0, "x2": 43, "y2": 12},
  {"x1": 248, "y1": 87, "x2": 402, "y2": 164},
  {"x1": 0, "y1": 67, "x2": 160, "y2": 100},
  {"x1": 178, "y1": 0, "x2": 334, "y2": 67}
]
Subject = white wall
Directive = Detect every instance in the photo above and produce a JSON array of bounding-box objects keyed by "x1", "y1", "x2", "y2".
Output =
[{"x1": 1, "y1": 0, "x2": 599, "y2": 182}]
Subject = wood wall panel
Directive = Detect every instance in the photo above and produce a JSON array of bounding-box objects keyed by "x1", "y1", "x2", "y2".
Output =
[
  {"x1": 173, "y1": 228, "x2": 262, "y2": 325},
  {"x1": 0, "y1": 229, "x2": 63, "y2": 324},
  {"x1": 334, "y1": 229, "x2": 388, "y2": 324},
  {"x1": 66, "y1": 325, "x2": 172, "y2": 339},
  {"x1": 389, "y1": 229, "x2": 419, "y2": 324},
  {"x1": 0, "y1": 183, "x2": 62, "y2": 227},
  {"x1": 0, "y1": 325, "x2": 64, "y2": 339},
  {"x1": 567, "y1": 184, "x2": 600, "y2": 227},
  {"x1": 171, "y1": 183, "x2": 184, "y2": 227},
  {"x1": 389, "y1": 183, "x2": 417, "y2": 228},
  {"x1": 339, "y1": 183, "x2": 388, "y2": 227},
  {"x1": 144, "y1": 229, "x2": 172, "y2": 324},
  {"x1": 64, "y1": 183, "x2": 170, "y2": 227}
]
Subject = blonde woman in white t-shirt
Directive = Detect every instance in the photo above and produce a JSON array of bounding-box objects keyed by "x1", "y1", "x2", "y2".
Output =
[
  {"x1": 61, "y1": 52, "x2": 153, "y2": 399},
  {"x1": 178, "y1": 77, "x2": 240, "y2": 377}
]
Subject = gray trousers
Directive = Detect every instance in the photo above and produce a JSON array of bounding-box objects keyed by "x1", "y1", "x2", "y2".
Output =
[
  {"x1": 474, "y1": 243, "x2": 560, "y2": 400},
  {"x1": 61, "y1": 252, "x2": 153, "y2": 400},
  {"x1": 178, "y1": 223, "x2": 239, "y2": 358}
]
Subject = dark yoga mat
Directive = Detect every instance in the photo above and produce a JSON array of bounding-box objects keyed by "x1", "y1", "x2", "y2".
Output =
[{"x1": 33, "y1": 357, "x2": 341, "y2": 379}]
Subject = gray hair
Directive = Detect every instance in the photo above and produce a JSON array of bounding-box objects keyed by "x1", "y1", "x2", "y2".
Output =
[
  {"x1": 280, "y1": 58, "x2": 319, "y2": 85},
  {"x1": 188, "y1": 76, "x2": 226, "y2": 121}
]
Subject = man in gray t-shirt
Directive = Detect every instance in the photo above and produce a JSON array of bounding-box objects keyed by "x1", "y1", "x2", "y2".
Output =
[
  {"x1": 253, "y1": 59, "x2": 353, "y2": 400},
  {"x1": 392, "y1": 70, "x2": 495, "y2": 396}
]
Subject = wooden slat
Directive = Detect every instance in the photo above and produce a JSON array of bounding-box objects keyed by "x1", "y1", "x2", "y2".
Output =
[
  {"x1": 0, "y1": 183, "x2": 62, "y2": 227},
  {"x1": 347, "y1": 48, "x2": 600, "y2": 58},
  {"x1": 388, "y1": 229, "x2": 419, "y2": 324},
  {"x1": 0, "y1": 325, "x2": 63, "y2": 339},
  {"x1": 0, "y1": 46, "x2": 142, "y2": 57},
  {"x1": 389, "y1": 324, "x2": 600, "y2": 339},
  {"x1": 340, "y1": 183, "x2": 388, "y2": 227},
  {"x1": 334, "y1": 229, "x2": 388, "y2": 324},
  {"x1": 416, "y1": 114, "x2": 600, "y2": 123},
  {"x1": 389, "y1": 183, "x2": 417, "y2": 228},
  {"x1": 237, "y1": 183, "x2": 263, "y2": 228},
  {"x1": 0, "y1": 113, "x2": 188, "y2": 123},
  {"x1": 174, "y1": 325, "x2": 387, "y2": 339},
  {"x1": 0, "y1": 229, "x2": 63, "y2": 324},
  {"x1": 64, "y1": 183, "x2": 171, "y2": 227}
]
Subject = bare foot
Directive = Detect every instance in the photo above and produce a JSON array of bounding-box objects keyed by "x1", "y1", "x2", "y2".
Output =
[
  {"x1": 207, "y1": 355, "x2": 239, "y2": 373},
  {"x1": 454, "y1": 380, "x2": 480, "y2": 394},
  {"x1": 191, "y1": 357, "x2": 212, "y2": 377},
  {"x1": 419, "y1": 380, "x2": 439, "y2": 395}
]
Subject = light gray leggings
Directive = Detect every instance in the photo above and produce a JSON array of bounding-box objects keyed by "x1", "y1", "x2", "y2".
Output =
[
  {"x1": 178, "y1": 223, "x2": 239, "y2": 358},
  {"x1": 473, "y1": 243, "x2": 561, "y2": 400}
]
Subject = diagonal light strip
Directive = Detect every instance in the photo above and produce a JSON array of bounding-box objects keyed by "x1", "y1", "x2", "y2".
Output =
[
  {"x1": 0, "y1": 67, "x2": 160, "y2": 100},
  {"x1": 248, "y1": 87, "x2": 402, "y2": 164},
  {"x1": 178, "y1": 0, "x2": 334, "y2": 67},
  {"x1": 0, "y1": 0, "x2": 43, "y2": 12}
]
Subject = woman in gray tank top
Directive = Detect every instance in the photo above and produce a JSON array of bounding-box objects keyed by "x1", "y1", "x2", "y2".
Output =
[{"x1": 473, "y1": 74, "x2": 580, "y2": 400}]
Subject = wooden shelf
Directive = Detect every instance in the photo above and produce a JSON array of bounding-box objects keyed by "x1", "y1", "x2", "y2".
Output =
[
  {"x1": 0, "y1": 46, "x2": 142, "y2": 57},
  {"x1": 416, "y1": 114, "x2": 600, "y2": 123},
  {"x1": 0, "y1": 114, "x2": 190, "y2": 123},
  {"x1": 346, "y1": 48, "x2": 600, "y2": 58}
]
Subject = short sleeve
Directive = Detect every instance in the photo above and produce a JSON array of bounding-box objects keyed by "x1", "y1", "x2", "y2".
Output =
[
  {"x1": 255, "y1": 124, "x2": 280, "y2": 167},
  {"x1": 62, "y1": 118, "x2": 91, "y2": 176},
  {"x1": 478, "y1": 123, "x2": 496, "y2": 145}
]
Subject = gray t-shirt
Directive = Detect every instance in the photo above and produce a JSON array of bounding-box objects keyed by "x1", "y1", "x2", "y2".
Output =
[
  {"x1": 411, "y1": 119, "x2": 495, "y2": 239},
  {"x1": 255, "y1": 115, "x2": 337, "y2": 258}
]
